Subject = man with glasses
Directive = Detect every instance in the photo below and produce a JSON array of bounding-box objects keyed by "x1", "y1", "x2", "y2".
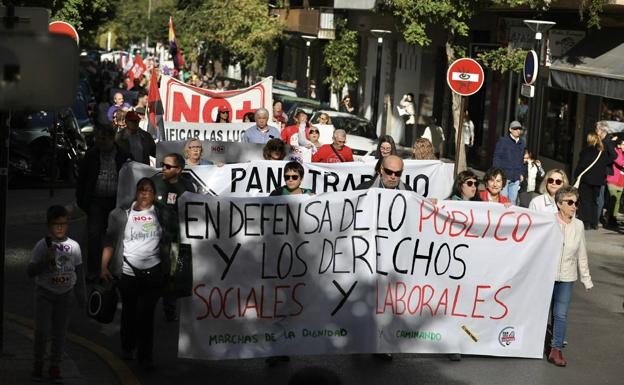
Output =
[
  {"x1": 356, "y1": 155, "x2": 412, "y2": 191},
  {"x1": 493, "y1": 120, "x2": 525, "y2": 205},
  {"x1": 151, "y1": 153, "x2": 195, "y2": 321}
]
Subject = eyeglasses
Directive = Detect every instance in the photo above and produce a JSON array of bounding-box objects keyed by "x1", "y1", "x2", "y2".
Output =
[
  {"x1": 511, "y1": 127, "x2": 523, "y2": 130},
  {"x1": 284, "y1": 174, "x2": 300, "y2": 181},
  {"x1": 383, "y1": 167, "x2": 403, "y2": 177},
  {"x1": 309, "y1": 130, "x2": 319, "y2": 134},
  {"x1": 162, "y1": 163, "x2": 179, "y2": 170},
  {"x1": 464, "y1": 180, "x2": 477, "y2": 187},
  {"x1": 189, "y1": 145, "x2": 202, "y2": 150},
  {"x1": 547, "y1": 178, "x2": 563, "y2": 185},
  {"x1": 561, "y1": 199, "x2": 579, "y2": 207},
  {"x1": 220, "y1": 111, "x2": 229, "y2": 114}
]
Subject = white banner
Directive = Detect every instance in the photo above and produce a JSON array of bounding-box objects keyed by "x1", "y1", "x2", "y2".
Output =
[
  {"x1": 164, "y1": 122, "x2": 250, "y2": 142},
  {"x1": 177, "y1": 190, "x2": 561, "y2": 360},
  {"x1": 159, "y1": 75, "x2": 273, "y2": 123},
  {"x1": 116, "y1": 160, "x2": 455, "y2": 207}
]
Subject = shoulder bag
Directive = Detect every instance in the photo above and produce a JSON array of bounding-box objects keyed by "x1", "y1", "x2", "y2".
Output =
[{"x1": 573, "y1": 151, "x2": 602, "y2": 188}]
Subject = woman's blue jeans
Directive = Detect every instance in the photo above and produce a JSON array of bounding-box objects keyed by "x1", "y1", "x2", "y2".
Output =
[{"x1": 551, "y1": 281, "x2": 574, "y2": 349}]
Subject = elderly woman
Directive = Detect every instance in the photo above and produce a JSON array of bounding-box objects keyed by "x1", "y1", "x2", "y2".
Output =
[
  {"x1": 375, "y1": 135, "x2": 398, "y2": 173},
  {"x1": 449, "y1": 170, "x2": 480, "y2": 201},
  {"x1": 100, "y1": 178, "x2": 175, "y2": 368},
  {"x1": 183, "y1": 138, "x2": 213, "y2": 166},
  {"x1": 548, "y1": 186, "x2": 593, "y2": 367},
  {"x1": 479, "y1": 167, "x2": 511, "y2": 206},
  {"x1": 529, "y1": 169, "x2": 568, "y2": 213},
  {"x1": 306, "y1": 126, "x2": 322, "y2": 152}
]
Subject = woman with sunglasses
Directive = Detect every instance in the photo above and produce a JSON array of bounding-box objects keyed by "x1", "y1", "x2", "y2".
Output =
[
  {"x1": 547, "y1": 185, "x2": 593, "y2": 367},
  {"x1": 215, "y1": 106, "x2": 230, "y2": 123},
  {"x1": 479, "y1": 167, "x2": 511, "y2": 207},
  {"x1": 270, "y1": 161, "x2": 312, "y2": 196},
  {"x1": 450, "y1": 171, "x2": 481, "y2": 201},
  {"x1": 306, "y1": 126, "x2": 323, "y2": 153},
  {"x1": 317, "y1": 112, "x2": 332, "y2": 125},
  {"x1": 529, "y1": 169, "x2": 569, "y2": 213}
]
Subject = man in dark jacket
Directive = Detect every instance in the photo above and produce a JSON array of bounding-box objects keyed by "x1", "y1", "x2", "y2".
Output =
[
  {"x1": 115, "y1": 110, "x2": 155, "y2": 165},
  {"x1": 493, "y1": 121, "x2": 526, "y2": 205},
  {"x1": 356, "y1": 155, "x2": 412, "y2": 191},
  {"x1": 76, "y1": 125, "x2": 132, "y2": 281}
]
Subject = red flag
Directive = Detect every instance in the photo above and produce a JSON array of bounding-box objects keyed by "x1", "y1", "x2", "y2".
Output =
[
  {"x1": 147, "y1": 68, "x2": 165, "y2": 140},
  {"x1": 127, "y1": 54, "x2": 147, "y2": 89}
]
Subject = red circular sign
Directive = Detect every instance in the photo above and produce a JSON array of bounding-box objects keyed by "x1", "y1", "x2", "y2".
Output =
[
  {"x1": 49, "y1": 21, "x2": 79, "y2": 45},
  {"x1": 446, "y1": 58, "x2": 484, "y2": 96}
]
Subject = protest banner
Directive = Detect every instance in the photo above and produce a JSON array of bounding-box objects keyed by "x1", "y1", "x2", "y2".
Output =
[
  {"x1": 177, "y1": 190, "x2": 561, "y2": 360},
  {"x1": 116, "y1": 160, "x2": 455, "y2": 207},
  {"x1": 159, "y1": 75, "x2": 273, "y2": 123},
  {"x1": 163, "y1": 122, "x2": 250, "y2": 142},
  {"x1": 156, "y1": 140, "x2": 265, "y2": 165}
]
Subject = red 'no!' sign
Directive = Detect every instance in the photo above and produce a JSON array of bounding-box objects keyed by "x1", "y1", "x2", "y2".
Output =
[{"x1": 446, "y1": 58, "x2": 484, "y2": 96}]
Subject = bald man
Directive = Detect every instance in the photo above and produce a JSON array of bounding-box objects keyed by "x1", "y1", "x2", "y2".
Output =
[{"x1": 356, "y1": 155, "x2": 412, "y2": 190}]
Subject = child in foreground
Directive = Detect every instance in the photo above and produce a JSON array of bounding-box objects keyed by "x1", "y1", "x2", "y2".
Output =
[{"x1": 27, "y1": 205, "x2": 86, "y2": 383}]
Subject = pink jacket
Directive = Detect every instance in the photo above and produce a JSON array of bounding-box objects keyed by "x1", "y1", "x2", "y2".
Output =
[{"x1": 606, "y1": 148, "x2": 624, "y2": 187}]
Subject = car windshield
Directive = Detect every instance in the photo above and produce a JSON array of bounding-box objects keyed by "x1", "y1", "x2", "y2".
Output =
[{"x1": 328, "y1": 116, "x2": 377, "y2": 140}]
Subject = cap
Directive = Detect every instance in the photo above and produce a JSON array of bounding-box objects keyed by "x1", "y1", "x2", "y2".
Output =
[
  {"x1": 125, "y1": 110, "x2": 141, "y2": 122},
  {"x1": 218, "y1": 105, "x2": 229, "y2": 113},
  {"x1": 509, "y1": 120, "x2": 523, "y2": 129},
  {"x1": 134, "y1": 107, "x2": 146, "y2": 115}
]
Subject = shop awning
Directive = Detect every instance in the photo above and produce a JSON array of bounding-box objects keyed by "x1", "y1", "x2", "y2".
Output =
[{"x1": 549, "y1": 29, "x2": 624, "y2": 100}]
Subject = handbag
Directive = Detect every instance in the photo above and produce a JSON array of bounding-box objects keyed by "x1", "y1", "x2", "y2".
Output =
[
  {"x1": 123, "y1": 257, "x2": 165, "y2": 288},
  {"x1": 396, "y1": 105, "x2": 409, "y2": 118},
  {"x1": 87, "y1": 282, "x2": 118, "y2": 324},
  {"x1": 165, "y1": 243, "x2": 193, "y2": 298},
  {"x1": 573, "y1": 150, "x2": 602, "y2": 188}
]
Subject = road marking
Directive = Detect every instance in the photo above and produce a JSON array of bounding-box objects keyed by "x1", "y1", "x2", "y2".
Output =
[{"x1": 5, "y1": 312, "x2": 141, "y2": 385}]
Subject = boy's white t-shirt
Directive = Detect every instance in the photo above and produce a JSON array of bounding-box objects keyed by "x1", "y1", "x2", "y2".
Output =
[
  {"x1": 122, "y1": 204, "x2": 161, "y2": 276},
  {"x1": 31, "y1": 237, "x2": 82, "y2": 294}
]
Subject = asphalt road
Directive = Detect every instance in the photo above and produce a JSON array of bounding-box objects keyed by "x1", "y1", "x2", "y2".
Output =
[{"x1": 2, "y1": 188, "x2": 623, "y2": 385}]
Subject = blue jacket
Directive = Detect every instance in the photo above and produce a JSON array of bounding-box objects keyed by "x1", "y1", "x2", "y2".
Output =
[{"x1": 493, "y1": 134, "x2": 525, "y2": 182}]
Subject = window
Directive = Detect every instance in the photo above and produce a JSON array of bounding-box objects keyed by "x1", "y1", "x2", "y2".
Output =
[{"x1": 540, "y1": 88, "x2": 576, "y2": 164}]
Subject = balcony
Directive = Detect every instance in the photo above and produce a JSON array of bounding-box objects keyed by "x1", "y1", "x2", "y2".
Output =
[{"x1": 274, "y1": 8, "x2": 335, "y2": 39}]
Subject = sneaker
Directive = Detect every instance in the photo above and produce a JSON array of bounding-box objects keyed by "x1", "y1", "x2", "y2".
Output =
[
  {"x1": 49, "y1": 366, "x2": 63, "y2": 384},
  {"x1": 31, "y1": 361, "x2": 43, "y2": 382}
]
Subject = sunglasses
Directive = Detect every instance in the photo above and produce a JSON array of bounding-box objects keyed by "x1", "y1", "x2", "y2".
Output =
[
  {"x1": 547, "y1": 178, "x2": 563, "y2": 185},
  {"x1": 284, "y1": 174, "x2": 300, "y2": 181},
  {"x1": 220, "y1": 111, "x2": 229, "y2": 114},
  {"x1": 162, "y1": 163, "x2": 179, "y2": 170},
  {"x1": 561, "y1": 199, "x2": 579, "y2": 207},
  {"x1": 464, "y1": 180, "x2": 477, "y2": 187},
  {"x1": 383, "y1": 167, "x2": 403, "y2": 177},
  {"x1": 309, "y1": 130, "x2": 319, "y2": 134}
]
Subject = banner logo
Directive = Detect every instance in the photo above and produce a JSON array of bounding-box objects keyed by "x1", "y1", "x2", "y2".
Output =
[{"x1": 498, "y1": 326, "x2": 516, "y2": 347}]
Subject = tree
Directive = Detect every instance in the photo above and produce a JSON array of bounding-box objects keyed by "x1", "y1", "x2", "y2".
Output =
[
  {"x1": 175, "y1": 0, "x2": 284, "y2": 72},
  {"x1": 323, "y1": 19, "x2": 359, "y2": 98}
]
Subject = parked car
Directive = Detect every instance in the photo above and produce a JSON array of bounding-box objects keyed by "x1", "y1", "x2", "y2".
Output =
[
  {"x1": 9, "y1": 109, "x2": 86, "y2": 183},
  {"x1": 309, "y1": 110, "x2": 378, "y2": 157}
]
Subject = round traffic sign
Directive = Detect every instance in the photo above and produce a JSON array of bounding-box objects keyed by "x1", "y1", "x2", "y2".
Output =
[
  {"x1": 523, "y1": 50, "x2": 538, "y2": 85},
  {"x1": 446, "y1": 58, "x2": 484, "y2": 96},
  {"x1": 49, "y1": 21, "x2": 79, "y2": 45}
]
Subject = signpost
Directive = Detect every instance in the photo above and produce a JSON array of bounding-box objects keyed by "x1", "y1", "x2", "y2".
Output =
[
  {"x1": 49, "y1": 20, "x2": 79, "y2": 45},
  {"x1": 446, "y1": 58, "x2": 485, "y2": 176}
]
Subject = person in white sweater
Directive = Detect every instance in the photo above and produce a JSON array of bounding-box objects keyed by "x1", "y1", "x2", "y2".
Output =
[
  {"x1": 529, "y1": 169, "x2": 569, "y2": 213},
  {"x1": 548, "y1": 185, "x2": 593, "y2": 367}
]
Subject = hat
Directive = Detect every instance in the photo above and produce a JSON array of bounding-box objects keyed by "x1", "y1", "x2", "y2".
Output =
[
  {"x1": 134, "y1": 107, "x2": 146, "y2": 115},
  {"x1": 509, "y1": 120, "x2": 523, "y2": 129},
  {"x1": 125, "y1": 110, "x2": 141, "y2": 122},
  {"x1": 218, "y1": 105, "x2": 229, "y2": 113}
]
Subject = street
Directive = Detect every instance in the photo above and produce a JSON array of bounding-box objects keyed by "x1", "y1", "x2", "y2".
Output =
[{"x1": 2, "y1": 187, "x2": 623, "y2": 385}]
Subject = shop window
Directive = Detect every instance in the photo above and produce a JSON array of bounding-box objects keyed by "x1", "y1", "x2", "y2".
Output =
[{"x1": 540, "y1": 88, "x2": 576, "y2": 164}]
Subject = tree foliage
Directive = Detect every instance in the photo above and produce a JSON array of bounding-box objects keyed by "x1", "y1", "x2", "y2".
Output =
[
  {"x1": 477, "y1": 47, "x2": 527, "y2": 73},
  {"x1": 323, "y1": 19, "x2": 359, "y2": 93},
  {"x1": 175, "y1": 0, "x2": 284, "y2": 71}
]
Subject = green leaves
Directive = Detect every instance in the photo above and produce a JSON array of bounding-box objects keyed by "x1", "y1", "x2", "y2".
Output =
[
  {"x1": 477, "y1": 46, "x2": 527, "y2": 73},
  {"x1": 323, "y1": 19, "x2": 359, "y2": 92}
]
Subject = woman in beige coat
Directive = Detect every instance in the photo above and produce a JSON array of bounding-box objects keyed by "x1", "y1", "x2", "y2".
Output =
[{"x1": 548, "y1": 185, "x2": 593, "y2": 367}]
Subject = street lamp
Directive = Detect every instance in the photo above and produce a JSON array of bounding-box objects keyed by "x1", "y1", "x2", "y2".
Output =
[
  {"x1": 370, "y1": 29, "x2": 391, "y2": 133},
  {"x1": 302, "y1": 35, "x2": 317, "y2": 99},
  {"x1": 523, "y1": 19, "x2": 555, "y2": 154}
]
